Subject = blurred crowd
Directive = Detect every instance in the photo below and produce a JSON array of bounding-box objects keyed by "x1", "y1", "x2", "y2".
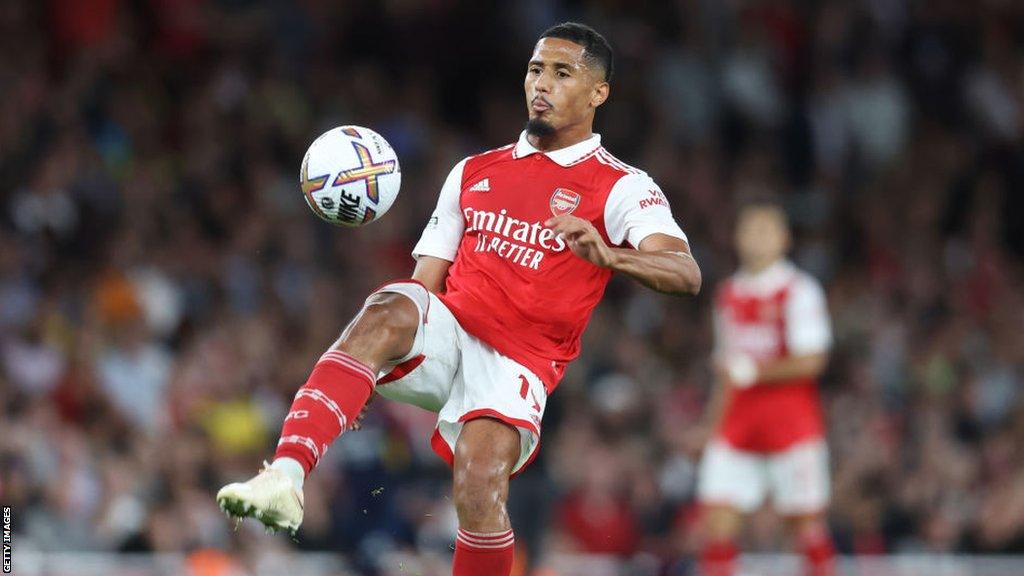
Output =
[{"x1": 1, "y1": 0, "x2": 1023, "y2": 574}]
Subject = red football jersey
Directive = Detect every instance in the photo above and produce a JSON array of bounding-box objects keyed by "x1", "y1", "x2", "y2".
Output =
[
  {"x1": 713, "y1": 261, "x2": 832, "y2": 452},
  {"x1": 413, "y1": 132, "x2": 687, "y2": 392}
]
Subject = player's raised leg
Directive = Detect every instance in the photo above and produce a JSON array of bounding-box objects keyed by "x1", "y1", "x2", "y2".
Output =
[
  {"x1": 451, "y1": 418, "x2": 520, "y2": 576},
  {"x1": 216, "y1": 290, "x2": 420, "y2": 534}
]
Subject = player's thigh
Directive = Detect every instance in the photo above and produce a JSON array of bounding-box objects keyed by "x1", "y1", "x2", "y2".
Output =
[
  {"x1": 372, "y1": 283, "x2": 460, "y2": 412},
  {"x1": 767, "y1": 438, "x2": 830, "y2": 515},
  {"x1": 697, "y1": 440, "x2": 768, "y2": 514},
  {"x1": 336, "y1": 288, "x2": 420, "y2": 363},
  {"x1": 435, "y1": 333, "x2": 548, "y2": 476}
]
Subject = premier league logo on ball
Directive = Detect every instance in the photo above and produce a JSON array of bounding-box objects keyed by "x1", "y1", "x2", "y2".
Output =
[{"x1": 300, "y1": 125, "x2": 401, "y2": 227}]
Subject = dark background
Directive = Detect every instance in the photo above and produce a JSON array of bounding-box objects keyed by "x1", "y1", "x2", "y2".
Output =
[{"x1": 1, "y1": 1, "x2": 1023, "y2": 574}]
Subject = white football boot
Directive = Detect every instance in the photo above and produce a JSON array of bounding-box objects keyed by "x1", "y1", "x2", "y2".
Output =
[{"x1": 216, "y1": 462, "x2": 304, "y2": 536}]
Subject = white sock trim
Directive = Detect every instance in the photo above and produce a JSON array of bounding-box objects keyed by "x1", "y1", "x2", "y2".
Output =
[{"x1": 271, "y1": 457, "x2": 306, "y2": 490}]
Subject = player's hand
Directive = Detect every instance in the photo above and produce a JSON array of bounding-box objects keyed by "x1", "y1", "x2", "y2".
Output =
[
  {"x1": 545, "y1": 215, "x2": 617, "y2": 268},
  {"x1": 715, "y1": 353, "x2": 759, "y2": 389}
]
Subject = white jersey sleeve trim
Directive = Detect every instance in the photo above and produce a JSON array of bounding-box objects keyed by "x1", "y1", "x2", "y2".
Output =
[
  {"x1": 785, "y1": 274, "x2": 832, "y2": 355},
  {"x1": 412, "y1": 158, "x2": 467, "y2": 262},
  {"x1": 604, "y1": 173, "x2": 688, "y2": 249}
]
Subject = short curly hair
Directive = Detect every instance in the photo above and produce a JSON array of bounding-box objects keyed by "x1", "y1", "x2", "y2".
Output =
[{"x1": 539, "y1": 22, "x2": 614, "y2": 82}]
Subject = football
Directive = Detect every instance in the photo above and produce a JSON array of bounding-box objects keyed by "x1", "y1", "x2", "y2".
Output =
[{"x1": 299, "y1": 125, "x2": 401, "y2": 227}]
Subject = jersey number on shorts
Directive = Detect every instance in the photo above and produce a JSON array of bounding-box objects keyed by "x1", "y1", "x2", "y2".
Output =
[{"x1": 519, "y1": 375, "x2": 541, "y2": 413}]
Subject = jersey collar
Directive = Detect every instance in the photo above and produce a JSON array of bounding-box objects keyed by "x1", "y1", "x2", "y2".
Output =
[
  {"x1": 734, "y1": 260, "x2": 796, "y2": 295},
  {"x1": 512, "y1": 131, "x2": 602, "y2": 167}
]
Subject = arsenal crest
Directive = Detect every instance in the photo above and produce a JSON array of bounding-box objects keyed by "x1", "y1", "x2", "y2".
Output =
[{"x1": 549, "y1": 188, "x2": 581, "y2": 216}]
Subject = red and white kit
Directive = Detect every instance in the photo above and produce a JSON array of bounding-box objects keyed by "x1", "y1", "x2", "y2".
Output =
[
  {"x1": 374, "y1": 131, "x2": 688, "y2": 473},
  {"x1": 698, "y1": 260, "x2": 832, "y2": 513}
]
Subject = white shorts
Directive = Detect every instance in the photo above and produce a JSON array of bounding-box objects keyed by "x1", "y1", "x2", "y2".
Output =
[
  {"x1": 697, "y1": 438, "x2": 830, "y2": 515},
  {"x1": 370, "y1": 280, "x2": 548, "y2": 475}
]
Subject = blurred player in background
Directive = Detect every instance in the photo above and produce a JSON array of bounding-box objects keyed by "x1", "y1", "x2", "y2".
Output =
[
  {"x1": 697, "y1": 199, "x2": 835, "y2": 576},
  {"x1": 217, "y1": 22, "x2": 701, "y2": 576}
]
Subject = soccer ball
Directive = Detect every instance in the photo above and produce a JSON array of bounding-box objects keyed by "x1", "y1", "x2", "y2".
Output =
[{"x1": 299, "y1": 126, "x2": 401, "y2": 227}]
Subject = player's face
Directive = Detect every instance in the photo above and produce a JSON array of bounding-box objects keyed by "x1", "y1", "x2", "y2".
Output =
[
  {"x1": 735, "y1": 207, "x2": 790, "y2": 271},
  {"x1": 524, "y1": 38, "x2": 608, "y2": 136}
]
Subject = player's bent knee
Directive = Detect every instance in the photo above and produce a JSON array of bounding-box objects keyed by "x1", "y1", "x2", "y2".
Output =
[
  {"x1": 786, "y1": 512, "x2": 828, "y2": 538},
  {"x1": 453, "y1": 453, "x2": 512, "y2": 525},
  {"x1": 452, "y1": 419, "x2": 519, "y2": 525},
  {"x1": 361, "y1": 296, "x2": 419, "y2": 338},
  {"x1": 339, "y1": 294, "x2": 419, "y2": 360},
  {"x1": 703, "y1": 505, "x2": 742, "y2": 540}
]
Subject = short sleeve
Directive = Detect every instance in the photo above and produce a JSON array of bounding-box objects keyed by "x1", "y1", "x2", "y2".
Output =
[
  {"x1": 412, "y1": 158, "x2": 467, "y2": 262},
  {"x1": 604, "y1": 173, "x2": 688, "y2": 248},
  {"x1": 785, "y1": 275, "x2": 832, "y2": 355}
]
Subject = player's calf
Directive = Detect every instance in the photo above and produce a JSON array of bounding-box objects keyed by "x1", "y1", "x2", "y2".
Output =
[
  {"x1": 453, "y1": 418, "x2": 519, "y2": 529},
  {"x1": 700, "y1": 505, "x2": 742, "y2": 576},
  {"x1": 451, "y1": 418, "x2": 520, "y2": 576},
  {"x1": 788, "y1": 514, "x2": 836, "y2": 576}
]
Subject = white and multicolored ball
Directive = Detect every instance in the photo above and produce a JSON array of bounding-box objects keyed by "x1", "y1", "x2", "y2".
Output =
[{"x1": 299, "y1": 125, "x2": 401, "y2": 227}]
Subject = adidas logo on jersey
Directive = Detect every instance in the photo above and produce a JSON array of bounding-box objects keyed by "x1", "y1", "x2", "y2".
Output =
[{"x1": 468, "y1": 178, "x2": 491, "y2": 192}]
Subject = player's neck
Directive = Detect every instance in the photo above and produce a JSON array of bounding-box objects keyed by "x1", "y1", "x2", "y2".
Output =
[{"x1": 527, "y1": 125, "x2": 594, "y2": 152}]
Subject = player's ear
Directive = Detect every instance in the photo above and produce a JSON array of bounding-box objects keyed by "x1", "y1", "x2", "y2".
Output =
[{"x1": 591, "y1": 81, "x2": 609, "y2": 108}]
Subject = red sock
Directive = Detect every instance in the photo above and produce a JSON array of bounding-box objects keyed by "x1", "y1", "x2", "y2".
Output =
[
  {"x1": 800, "y1": 529, "x2": 836, "y2": 576},
  {"x1": 274, "y1": 350, "x2": 376, "y2": 475},
  {"x1": 452, "y1": 528, "x2": 514, "y2": 576},
  {"x1": 700, "y1": 540, "x2": 738, "y2": 576}
]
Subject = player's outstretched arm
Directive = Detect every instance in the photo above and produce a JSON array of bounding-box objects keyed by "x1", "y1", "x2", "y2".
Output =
[
  {"x1": 412, "y1": 255, "x2": 453, "y2": 294},
  {"x1": 546, "y1": 215, "x2": 701, "y2": 295}
]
